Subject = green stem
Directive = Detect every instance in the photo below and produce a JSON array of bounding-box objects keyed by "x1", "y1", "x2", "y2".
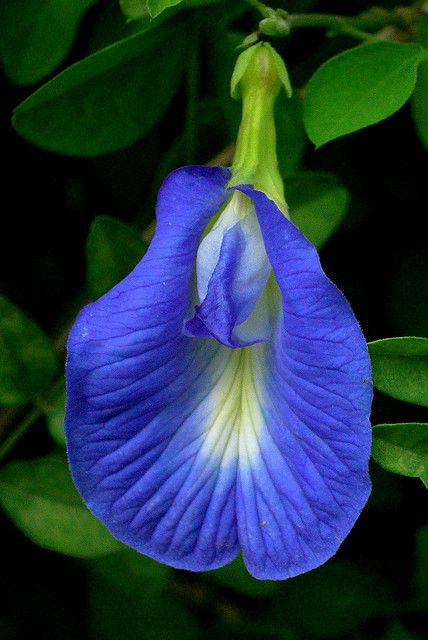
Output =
[
  {"x1": 0, "y1": 376, "x2": 65, "y2": 464},
  {"x1": 246, "y1": 3, "x2": 422, "y2": 40},
  {"x1": 0, "y1": 405, "x2": 42, "y2": 462},
  {"x1": 288, "y1": 10, "x2": 411, "y2": 32}
]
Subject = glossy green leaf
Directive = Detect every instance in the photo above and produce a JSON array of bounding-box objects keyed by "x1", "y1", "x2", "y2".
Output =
[
  {"x1": 12, "y1": 23, "x2": 185, "y2": 156},
  {"x1": 287, "y1": 172, "x2": 349, "y2": 248},
  {"x1": 372, "y1": 423, "x2": 428, "y2": 485},
  {"x1": 86, "y1": 216, "x2": 147, "y2": 299},
  {"x1": 205, "y1": 555, "x2": 280, "y2": 597},
  {"x1": 412, "y1": 15, "x2": 428, "y2": 152},
  {"x1": 304, "y1": 42, "x2": 427, "y2": 147},
  {"x1": 0, "y1": 0, "x2": 98, "y2": 86},
  {"x1": 368, "y1": 337, "x2": 428, "y2": 407},
  {"x1": 0, "y1": 453, "x2": 122, "y2": 557},
  {"x1": 0, "y1": 294, "x2": 58, "y2": 406}
]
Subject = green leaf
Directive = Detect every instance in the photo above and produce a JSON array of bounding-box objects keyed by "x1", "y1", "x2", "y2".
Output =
[
  {"x1": 0, "y1": 0, "x2": 98, "y2": 86},
  {"x1": 412, "y1": 61, "x2": 428, "y2": 152},
  {"x1": 0, "y1": 294, "x2": 58, "y2": 406},
  {"x1": 120, "y1": 0, "x2": 223, "y2": 21},
  {"x1": 368, "y1": 337, "x2": 428, "y2": 407},
  {"x1": 12, "y1": 23, "x2": 186, "y2": 156},
  {"x1": 86, "y1": 216, "x2": 147, "y2": 299},
  {"x1": 0, "y1": 453, "x2": 122, "y2": 557},
  {"x1": 147, "y1": 0, "x2": 183, "y2": 18},
  {"x1": 205, "y1": 555, "x2": 280, "y2": 597},
  {"x1": 371, "y1": 423, "x2": 428, "y2": 484},
  {"x1": 119, "y1": 0, "x2": 150, "y2": 20},
  {"x1": 304, "y1": 42, "x2": 427, "y2": 148},
  {"x1": 286, "y1": 172, "x2": 349, "y2": 248},
  {"x1": 412, "y1": 16, "x2": 428, "y2": 152}
]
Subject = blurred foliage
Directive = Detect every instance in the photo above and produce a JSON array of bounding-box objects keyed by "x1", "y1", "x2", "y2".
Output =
[
  {"x1": 0, "y1": 453, "x2": 122, "y2": 556},
  {"x1": 0, "y1": 294, "x2": 58, "y2": 406},
  {"x1": 0, "y1": 0, "x2": 99, "y2": 85},
  {"x1": 1, "y1": 0, "x2": 428, "y2": 638},
  {"x1": 86, "y1": 215, "x2": 147, "y2": 298}
]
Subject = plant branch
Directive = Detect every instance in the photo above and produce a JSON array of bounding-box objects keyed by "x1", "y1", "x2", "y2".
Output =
[{"x1": 245, "y1": 2, "x2": 423, "y2": 40}]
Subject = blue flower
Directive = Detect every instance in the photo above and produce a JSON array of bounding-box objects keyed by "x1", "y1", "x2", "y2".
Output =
[{"x1": 65, "y1": 165, "x2": 372, "y2": 580}]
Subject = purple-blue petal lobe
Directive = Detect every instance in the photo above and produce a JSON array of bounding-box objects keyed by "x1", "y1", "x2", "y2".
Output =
[
  {"x1": 66, "y1": 166, "x2": 240, "y2": 570},
  {"x1": 65, "y1": 166, "x2": 372, "y2": 581},
  {"x1": 236, "y1": 185, "x2": 372, "y2": 579}
]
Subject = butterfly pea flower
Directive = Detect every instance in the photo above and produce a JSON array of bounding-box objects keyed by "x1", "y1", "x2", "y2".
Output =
[{"x1": 65, "y1": 43, "x2": 372, "y2": 580}]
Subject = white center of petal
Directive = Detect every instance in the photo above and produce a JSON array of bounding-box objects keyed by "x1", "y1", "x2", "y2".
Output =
[{"x1": 201, "y1": 344, "x2": 267, "y2": 467}]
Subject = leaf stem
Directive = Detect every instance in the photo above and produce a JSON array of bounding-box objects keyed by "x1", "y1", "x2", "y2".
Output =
[{"x1": 0, "y1": 405, "x2": 42, "y2": 462}]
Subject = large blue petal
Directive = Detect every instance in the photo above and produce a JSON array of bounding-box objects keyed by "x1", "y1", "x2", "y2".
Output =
[
  {"x1": 65, "y1": 166, "x2": 242, "y2": 570},
  {"x1": 66, "y1": 166, "x2": 372, "y2": 580},
  {"x1": 235, "y1": 186, "x2": 372, "y2": 579}
]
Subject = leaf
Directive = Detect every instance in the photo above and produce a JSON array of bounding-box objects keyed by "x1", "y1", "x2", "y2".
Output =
[
  {"x1": 0, "y1": 453, "x2": 122, "y2": 557},
  {"x1": 12, "y1": 23, "x2": 186, "y2": 156},
  {"x1": 304, "y1": 41, "x2": 427, "y2": 147},
  {"x1": 119, "y1": 0, "x2": 150, "y2": 20},
  {"x1": 368, "y1": 337, "x2": 428, "y2": 407},
  {"x1": 147, "y1": 0, "x2": 183, "y2": 18},
  {"x1": 286, "y1": 172, "x2": 349, "y2": 248},
  {"x1": 120, "y1": 0, "x2": 223, "y2": 21},
  {"x1": 86, "y1": 216, "x2": 147, "y2": 299},
  {"x1": 205, "y1": 555, "x2": 280, "y2": 597},
  {"x1": 412, "y1": 15, "x2": 428, "y2": 152},
  {"x1": 0, "y1": 0, "x2": 98, "y2": 86},
  {"x1": 371, "y1": 423, "x2": 428, "y2": 484},
  {"x1": 0, "y1": 294, "x2": 58, "y2": 406}
]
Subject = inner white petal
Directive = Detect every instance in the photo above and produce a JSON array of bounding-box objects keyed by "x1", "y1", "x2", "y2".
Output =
[{"x1": 196, "y1": 191, "x2": 271, "y2": 328}]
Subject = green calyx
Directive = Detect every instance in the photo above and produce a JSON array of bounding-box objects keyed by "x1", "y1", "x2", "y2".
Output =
[{"x1": 229, "y1": 42, "x2": 291, "y2": 216}]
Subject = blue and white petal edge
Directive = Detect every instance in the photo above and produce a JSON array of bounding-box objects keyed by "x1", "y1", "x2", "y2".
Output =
[{"x1": 65, "y1": 166, "x2": 372, "y2": 580}]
